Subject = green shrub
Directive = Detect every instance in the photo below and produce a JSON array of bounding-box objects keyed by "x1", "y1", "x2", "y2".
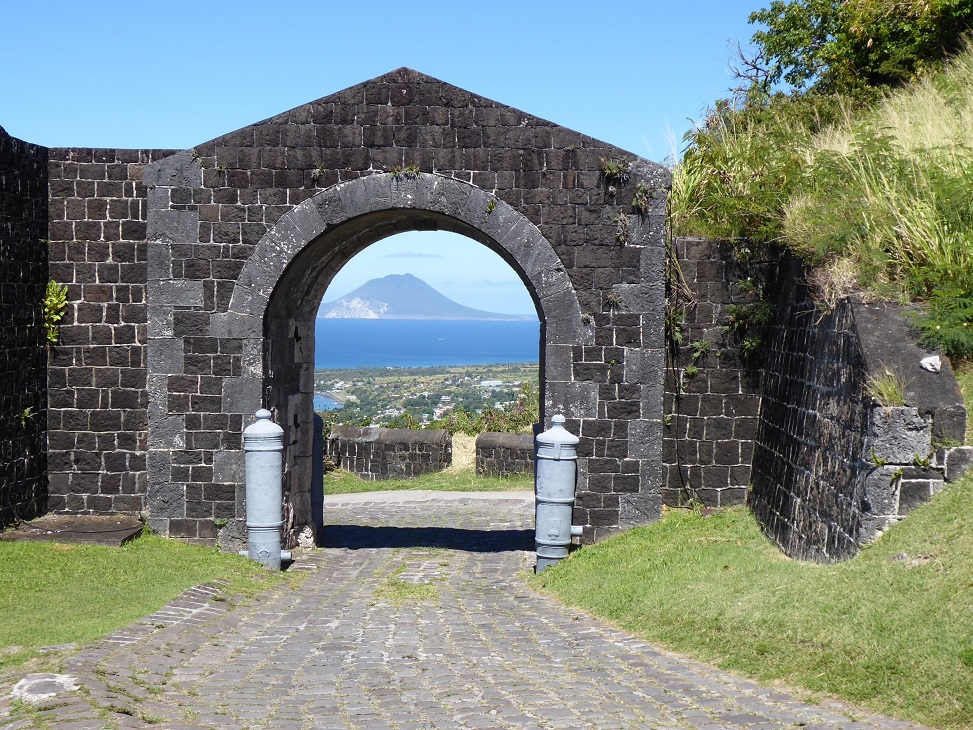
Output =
[
  {"x1": 748, "y1": 0, "x2": 973, "y2": 95},
  {"x1": 321, "y1": 382, "x2": 539, "y2": 436}
]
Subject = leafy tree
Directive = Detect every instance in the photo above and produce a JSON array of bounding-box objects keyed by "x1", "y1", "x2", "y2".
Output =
[{"x1": 747, "y1": 0, "x2": 973, "y2": 94}]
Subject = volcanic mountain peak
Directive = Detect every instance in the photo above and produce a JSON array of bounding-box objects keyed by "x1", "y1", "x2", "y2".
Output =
[{"x1": 318, "y1": 273, "x2": 534, "y2": 321}]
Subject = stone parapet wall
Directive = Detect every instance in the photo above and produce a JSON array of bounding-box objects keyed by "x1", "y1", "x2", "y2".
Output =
[
  {"x1": 0, "y1": 127, "x2": 48, "y2": 527},
  {"x1": 663, "y1": 238, "x2": 765, "y2": 508},
  {"x1": 750, "y1": 260, "x2": 970, "y2": 561},
  {"x1": 327, "y1": 426, "x2": 451, "y2": 481},
  {"x1": 475, "y1": 432, "x2": 534, "y2": 477},
  {"x1": 749, "y1": 271, "x2": 869, "y2": 561}
]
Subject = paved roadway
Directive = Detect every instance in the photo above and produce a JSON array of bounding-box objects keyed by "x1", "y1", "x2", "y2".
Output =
[{"x1": 0, "y1": 492, "x2": 923, "y2": 729}]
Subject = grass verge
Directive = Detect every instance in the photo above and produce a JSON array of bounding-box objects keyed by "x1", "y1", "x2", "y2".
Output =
[
  {"x1": 325, "y1": 466, "x2": 532, "y2": 495},
  {"x1": 0, "y1": 534, "x2": 298, "y2": 672},
  {"x1": 536, "y1": 475, "x2": 973, "y2": 729},
  {"x1": 953, "y1": 358, "x2": 973, "y2": 444}
]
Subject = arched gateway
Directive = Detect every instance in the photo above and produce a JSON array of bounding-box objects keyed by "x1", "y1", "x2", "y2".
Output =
[{"x1": 132, "y1": 68, "x2": 668, "y2": 545}]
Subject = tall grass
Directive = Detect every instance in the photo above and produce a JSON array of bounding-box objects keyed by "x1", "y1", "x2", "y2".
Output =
[
  {"x1": 672, "y1": 44, "x2": 973, "y2": 356},
  {"x1": 670, "y1": 94, "x2": 849, "y2": 243},
  {"x1": 784, "y1": 45, "x2": 973, "y2": 354}
]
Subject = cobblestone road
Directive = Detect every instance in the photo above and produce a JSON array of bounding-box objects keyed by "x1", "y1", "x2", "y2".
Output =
[{"x1": 1, "y1": 492, "x2": 923, "y2": 729}]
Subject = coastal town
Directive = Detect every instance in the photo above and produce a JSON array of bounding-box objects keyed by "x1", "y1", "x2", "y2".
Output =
[{"x1": 313, "y1": 363, "x2": 539, "y2": 426}]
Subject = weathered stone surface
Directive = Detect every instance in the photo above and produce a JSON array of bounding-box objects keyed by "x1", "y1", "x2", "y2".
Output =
[
  {"x1": 0, "y1": 129, "x2": 47, "y2": 524},
  {"x1": 327, "y1": 427, "x2": 452, "y2": 481},
  {"x1": 945, "y1": 445, "x2": 973, "y2": 482},
  {"x1": 861, "y1": 465, "x2": 901, "y2": 517},
  {"x1": 476, "y1": 432, "x2": 534, "y2": 477},
  {"x1": 216, "y1": 518, "x2": 247, "y2": 554},
  {"x1": 665, "y1": 238, "x2": 766, "y2": 513},
  {"x1": 11, "y1": 673, "x2": 78, "y2": 703},
  {"x1": 748, "y1": 262, "x2": 870, "y2": 562},
  {"x1": 867, "y1": 407, "x2": 932, "y2": 463}
]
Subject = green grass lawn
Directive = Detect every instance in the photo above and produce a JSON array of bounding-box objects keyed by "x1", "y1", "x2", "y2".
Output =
[
  {"x1": 536, "y1": 474, "x2": 973, "y2": 729},
  {"x1": 0, "y1": 534, "x2": 297, "y2": 672},
  {"x1": 325, "y1": 467, "x2": 532, "y2": 494}
]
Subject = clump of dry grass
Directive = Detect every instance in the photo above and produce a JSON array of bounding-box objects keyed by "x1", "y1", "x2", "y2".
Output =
[{"x1": 448, "y1": 432, "x2": 476, "y2": 472}]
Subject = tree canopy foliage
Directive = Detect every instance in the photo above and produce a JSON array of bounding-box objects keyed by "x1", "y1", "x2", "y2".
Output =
[{"x1": 747, "y1": 0, "x2": 973, "y2": 94}]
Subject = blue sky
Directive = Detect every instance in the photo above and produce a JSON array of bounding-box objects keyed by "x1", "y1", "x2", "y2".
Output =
[{"x1": 1, "y1": 1, "x2": 762, "y2": 316}]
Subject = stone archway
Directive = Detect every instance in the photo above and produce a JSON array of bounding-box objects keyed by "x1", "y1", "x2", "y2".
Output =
[
  {"x1": 203, "y1": 172, "x2": 582, "y2": 545},
  {"x1": 139, "y1": 68, "x2": 669, "y2": 544}
]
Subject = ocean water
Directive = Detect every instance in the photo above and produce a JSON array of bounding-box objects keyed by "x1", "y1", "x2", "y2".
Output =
[
  {"x1": 312, "y1": 393, "x2": 343, "y2": 411},
  {"x1": 314, "y1": 319, "x2": 541, "y2": 370}
]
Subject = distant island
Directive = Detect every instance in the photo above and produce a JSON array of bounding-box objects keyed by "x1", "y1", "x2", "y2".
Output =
[{"x1": 318, "y1": 273, "x2": 535, "y2": 321}]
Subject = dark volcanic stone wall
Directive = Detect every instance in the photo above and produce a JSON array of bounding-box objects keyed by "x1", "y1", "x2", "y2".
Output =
[
  {"x1": 46, "y1": 146, "x2": 175, "y2": 515},
  {"x1": 0, "y1": 128, "x2": 48, "y2": 526},
  {"x1": 326, "y1": 426, "x2": 451, "y2": 480},
  {"x1": 748, "y1": 261, "x2": 870, "y2": 562},
  {"x1": 663, "y1": 238, "x2": 763, "y2": 507},
  {"x1": 138, "y1": 68, "x2": 670, "y2": 542},
  {"x1": 475, "y1": 432, "x2": 534, "y2": 477}
]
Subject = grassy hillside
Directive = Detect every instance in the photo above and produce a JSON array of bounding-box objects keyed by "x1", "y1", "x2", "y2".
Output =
[{"x1": 672, "y1": 44, "x2": 973, "y2": 357}]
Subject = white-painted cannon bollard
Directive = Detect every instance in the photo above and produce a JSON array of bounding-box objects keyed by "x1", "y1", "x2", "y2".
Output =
[
  {"x1": 242, "y1": 409, "x2": 291, "y2": 570},
  {"x1": 534, "y1": 415, "x2": 583, "y2": 573}
]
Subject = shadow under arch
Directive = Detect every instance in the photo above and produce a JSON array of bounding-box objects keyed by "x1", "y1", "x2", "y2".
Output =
[{"x1": 222, "y1": 172, "x2": 584, "y2": 545}]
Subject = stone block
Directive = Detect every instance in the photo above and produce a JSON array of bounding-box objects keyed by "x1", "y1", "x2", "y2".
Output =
[
  {"x1": 148, "y1": 481, "x2": 186, "y2": 519},
  {"x1": 148, "y1": 415, "x2": 186, "y2": 449},
  {"x1": 143, "y1": 151, "x2": 202, "y2": 188},
  {"x1": 861, "y1": 465, "x2": 901, "y2": 517},
  {"x1": 222, "y1": 377, "x2": 261, "y2": 415},
  {"x1": 146, "y1": 338, "x2": 184, "y2": 374},
  {"x1": 146, "y1": 209, "x2": 199, "y2": 245},
  {"x1": 898, "y1": 479, "x2": 942, "y2": 514},
  {"x1": 624, "y1": 419, "x2": 660, "y2": 460},
  {"x1": 147, "y1": 279, "x2": 203, "y2": 307},
  {"x1": 866, "y1": 406, "x2": 931, "y2": 464},
  {"x1": 209, "y1": 313, "x2": 259, "y2": 339},
  {"x1": 945, "y1": 446, "x2": 973, "y2": 482},
  {"x1": 618, "y1": 491, "x2": 662, "y2": 529}
]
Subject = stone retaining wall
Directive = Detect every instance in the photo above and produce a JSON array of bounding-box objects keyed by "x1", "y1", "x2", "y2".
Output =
[
  {"x1": 327, "y1": 426, "x2": 451, "y2": 481},
  {"x1": 475, "y1": 432, "x2": 534, "y2": 477},
  {"x1": 749, "y1": 260, "x2": 971, "y2": 561},
  {"x1": 0, "y1": 128, "x2": 48, "y2": 526}
]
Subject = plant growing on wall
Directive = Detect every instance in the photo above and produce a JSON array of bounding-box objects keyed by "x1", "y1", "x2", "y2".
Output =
[
  {"x1": 605, "y1": 291, "x2": 623, "y2": 310},
  {"x1": 599, "y1": 158, "x2": 630, "y2": 185},
  {"x1": 614, "y1": 214, "x2": 630, "y2": 245},
  {"x1": 867, "y1": 368, "x2": 908, "y2": 407},
  {"x1": 689, "y1": 339, "x2": 711, "y2": 361},
  {"x1": 632, "y1": 183, "x2": 651, "y2": 216},
  {"x1": 390, "y1": 162, "x2": 421, "y2": 179},
  {"x1": 600, "y1": 157, "x2": 630, "y2": 196},
  {"x1": 43, "y1": 280, "x2": 68, "y2": 346}
]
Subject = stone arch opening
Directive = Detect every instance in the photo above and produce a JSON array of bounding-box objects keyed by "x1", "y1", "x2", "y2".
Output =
[{"x1": 224, "y1": 172, "x2": 581, "y2": 545}]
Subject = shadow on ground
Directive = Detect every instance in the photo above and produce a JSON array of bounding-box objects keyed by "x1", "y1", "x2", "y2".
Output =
[{"x1": 321, "y1": 525, "x2": 534, "y2": 552}]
